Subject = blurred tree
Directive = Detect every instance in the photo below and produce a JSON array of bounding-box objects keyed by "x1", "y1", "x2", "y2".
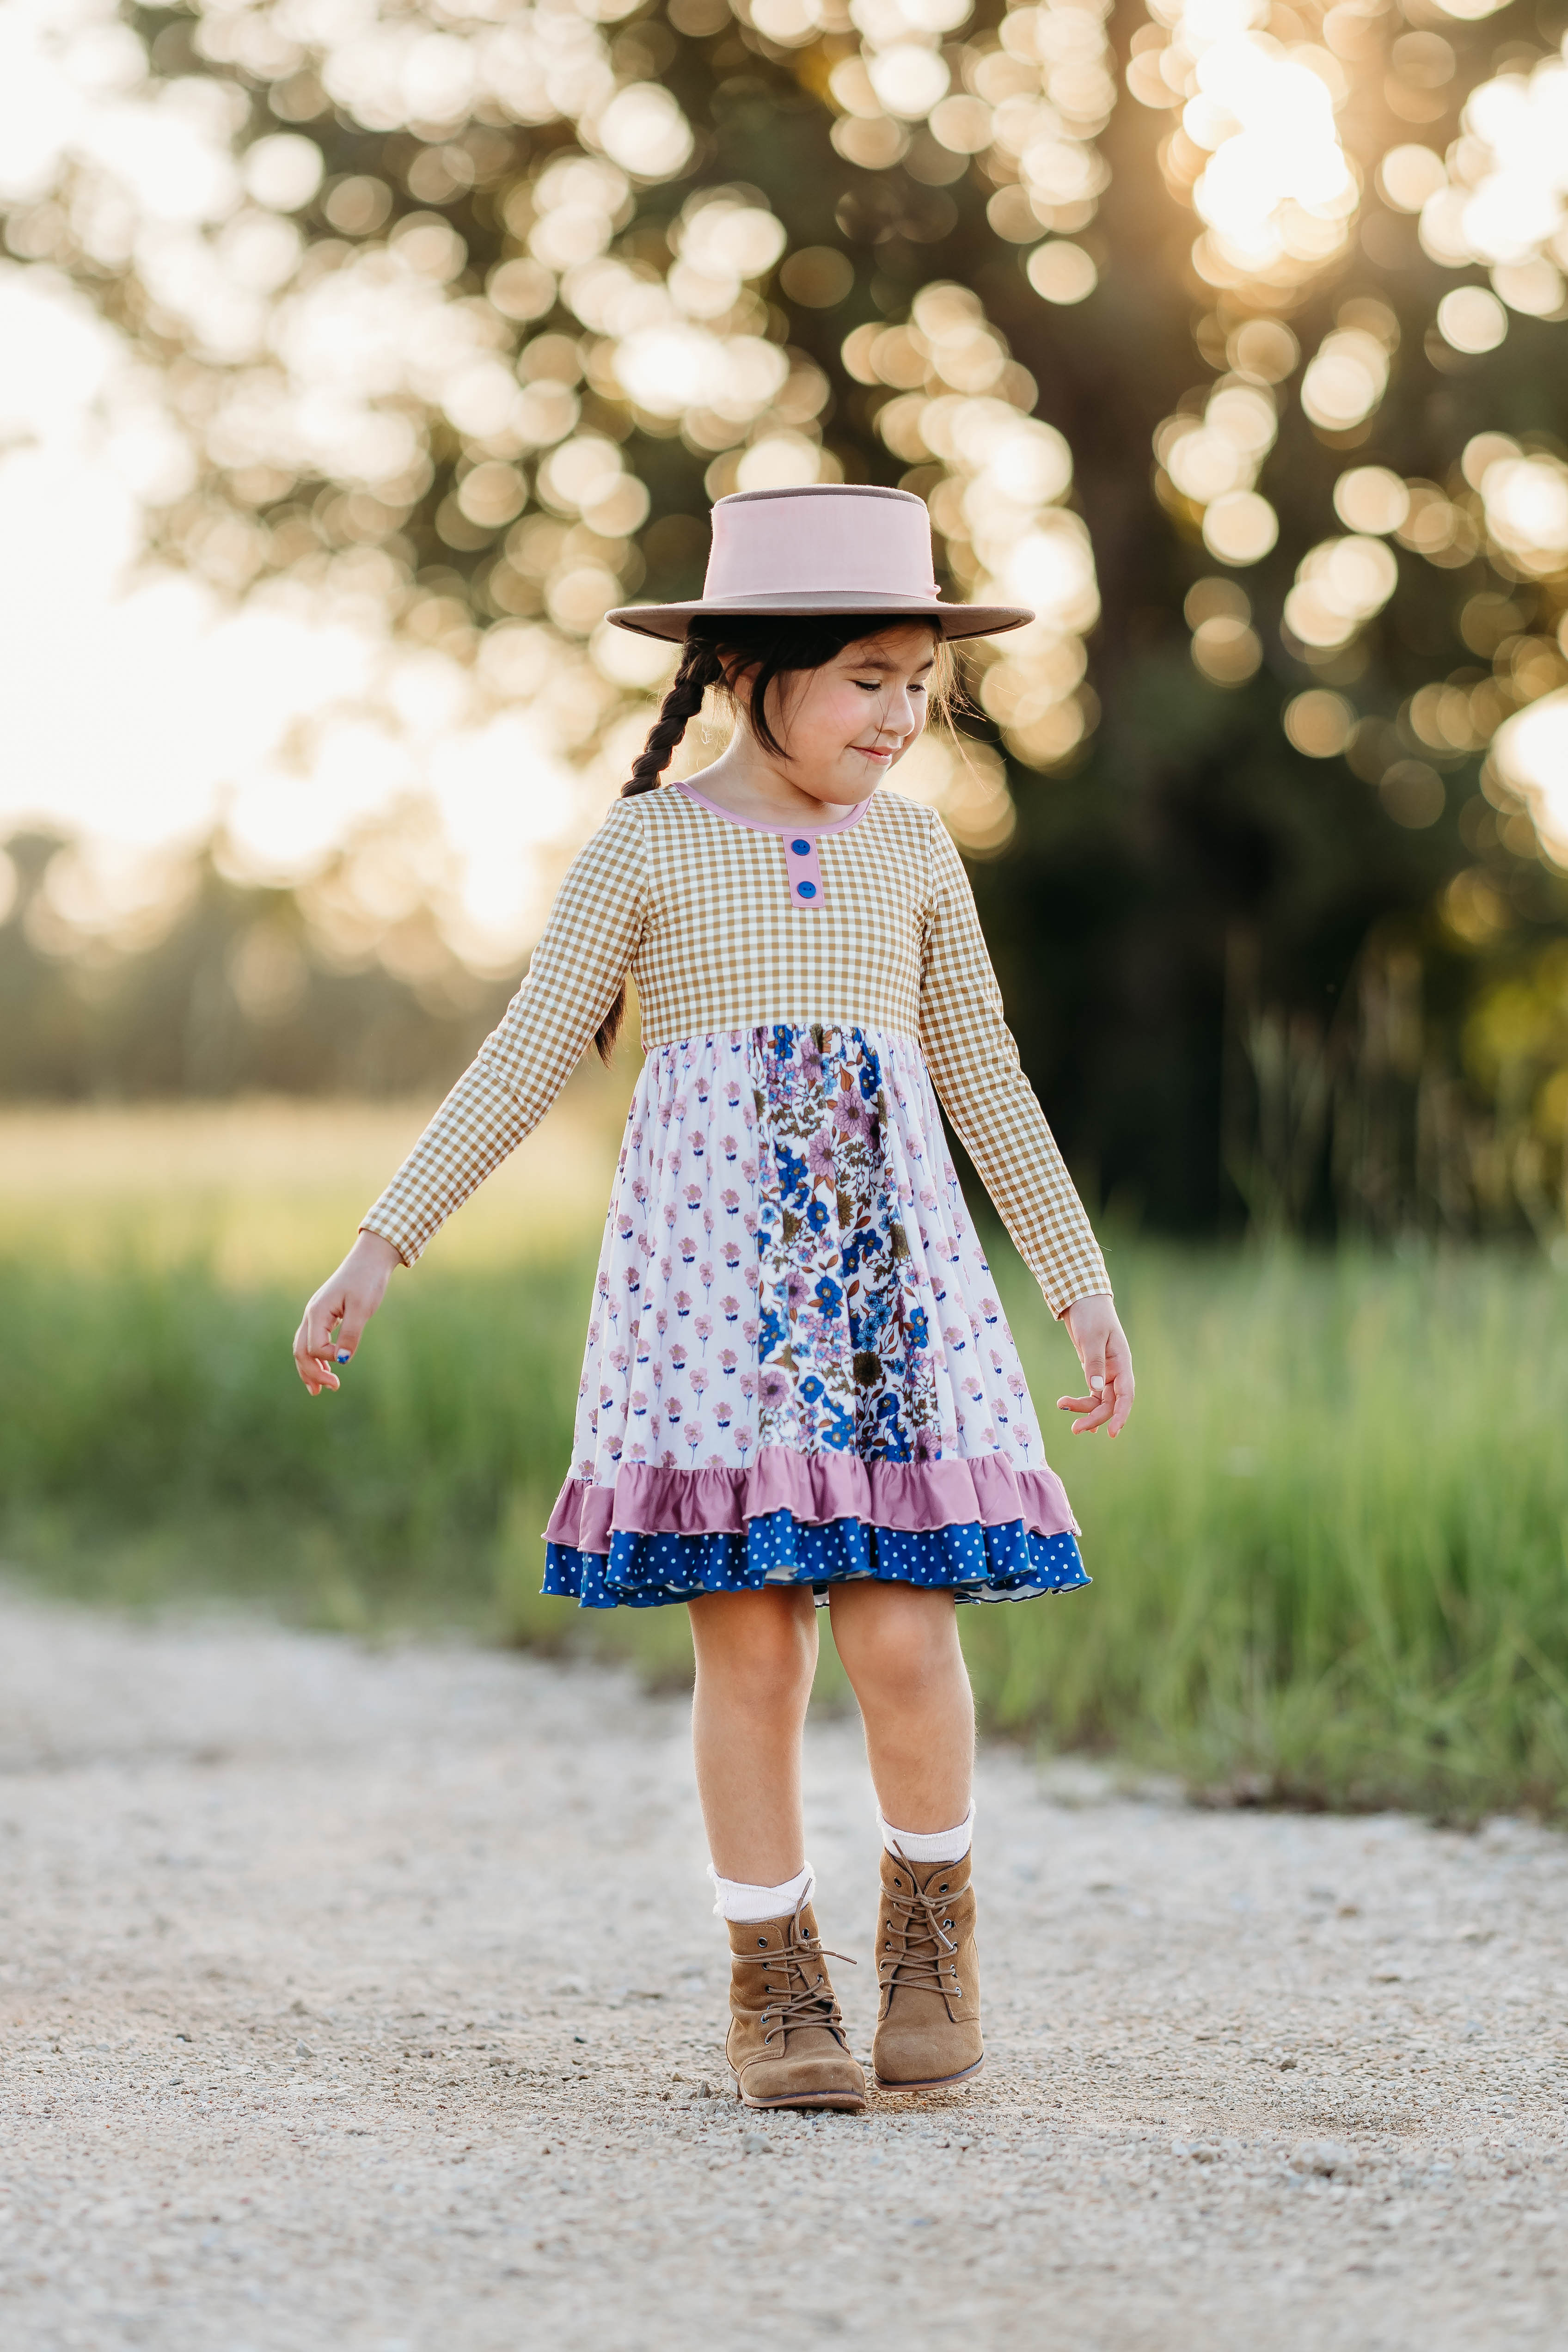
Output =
[
  {"x1": 0, "y1": 826, "x2": 508, "y2": 1100},
  {"x1": 3, "y1": 0, "x2": 1567, "y2": 1229}
]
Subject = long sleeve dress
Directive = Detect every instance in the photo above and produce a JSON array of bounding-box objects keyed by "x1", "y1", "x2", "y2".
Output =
[{"x1": 361, "y1": 777, "x2": 1112, "y2": 1610}]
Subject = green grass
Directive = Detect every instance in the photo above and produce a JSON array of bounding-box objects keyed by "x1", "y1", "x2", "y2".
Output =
[
  {"x1": 990, "y1": 1244, "x2": 1568, "y2": 1819},
  {"x1": 2, "y1": 1211, "x2": 1566, "y2": 1819}
]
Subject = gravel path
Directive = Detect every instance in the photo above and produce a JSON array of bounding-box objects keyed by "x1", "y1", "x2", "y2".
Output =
[{"x1": 1, "y1": 1589, "x2": 1565, "y2": 2352}]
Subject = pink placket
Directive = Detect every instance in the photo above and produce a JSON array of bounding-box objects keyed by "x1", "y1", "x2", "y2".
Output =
[{"x1": 783, "y1": 830, "x2": 825, "y2": 911}]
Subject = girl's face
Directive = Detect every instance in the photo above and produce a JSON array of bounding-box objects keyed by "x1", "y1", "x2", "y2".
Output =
[{"x1": 743, "y1": 625, "x2": 939, "y2": 807}]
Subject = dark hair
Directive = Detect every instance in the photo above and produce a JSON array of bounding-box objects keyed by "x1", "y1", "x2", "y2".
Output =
[{"x1": 593, "y1": 613, "x2": 948, "y2": 1061}]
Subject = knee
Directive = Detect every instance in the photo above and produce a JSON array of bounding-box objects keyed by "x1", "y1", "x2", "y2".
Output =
[
  {"x1": 719, "y1": 1630, "x2": 816, "y2": 1719},
  {"x1": 693, "y1": 1596, "x2": 816, "y2": 1714},
  {"x1": 839, "y1": 1597, "x2": 962, "y2": 1707}
]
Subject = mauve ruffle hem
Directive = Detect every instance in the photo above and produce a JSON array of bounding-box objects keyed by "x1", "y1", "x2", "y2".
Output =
[{"x1": 542, "y1": 1446, "x2": 1090, "y2": 1609}]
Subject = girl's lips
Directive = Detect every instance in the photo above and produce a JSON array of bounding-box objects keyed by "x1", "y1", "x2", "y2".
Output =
[{"x1": 853, "y1": 745, "x2": 895, "y2": 761}]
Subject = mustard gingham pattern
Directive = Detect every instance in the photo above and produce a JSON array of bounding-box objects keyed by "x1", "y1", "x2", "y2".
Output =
[{"x1": 361, "y1": 784, "x2": 1111, "y2": 1317}]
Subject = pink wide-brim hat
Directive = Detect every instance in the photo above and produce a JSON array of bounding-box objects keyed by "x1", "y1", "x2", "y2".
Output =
[{"x1": 606, "y1": 484, "x2": 1032, "y2": 643}]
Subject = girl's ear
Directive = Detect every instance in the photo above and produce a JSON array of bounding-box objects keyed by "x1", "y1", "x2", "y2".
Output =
[
  {"x1": 741, "y1": 655, "x2": 807, "y2": 763},
  {"x1": 719, "y1": 653, "x2": 759, "y2": 706},
  {"x1": 723, "y1": 655, "x2": 781, "y2": 757}
]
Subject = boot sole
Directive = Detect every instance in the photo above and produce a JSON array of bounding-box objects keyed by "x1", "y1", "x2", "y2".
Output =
[
  {"x1": 872, "y1": 2054, "x2": 986, "y2": 2093},
  {"x1": 734, "y1": 2082, "x2": 868, "y2": 2113}
]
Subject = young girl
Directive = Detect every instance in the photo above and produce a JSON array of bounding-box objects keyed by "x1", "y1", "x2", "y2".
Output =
[{"x1": 294, "y1": 484, "x2": 1133, "y2": 2115}]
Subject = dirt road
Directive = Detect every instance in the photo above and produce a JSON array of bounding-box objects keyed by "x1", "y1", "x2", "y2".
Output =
[{"x1": 1, "y1": 1589, "x2": 1564, "y2": 2351}]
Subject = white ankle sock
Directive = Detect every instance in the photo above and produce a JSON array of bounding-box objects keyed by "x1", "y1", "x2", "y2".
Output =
[
  {"x1": 877, "y1": 1803, "x2": 974, "y2": 1865},
  {"x1": 707, "y1": 1860, "x2": 815, "y2": 1923}
]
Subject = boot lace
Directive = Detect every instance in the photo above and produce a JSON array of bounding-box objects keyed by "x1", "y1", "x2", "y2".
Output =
[
  {"x1": 759, "y1": 1899, "x2": 857, "y2": 2052},
  {"x1": 878, "y1": 1848, "x2": 962, "y2": 2005}
]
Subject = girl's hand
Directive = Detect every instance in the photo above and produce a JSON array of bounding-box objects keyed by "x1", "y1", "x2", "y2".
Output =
[
  {"x1": 292, "y1": 1231, "x2": 403, "y2": 1396},
  {"x1": 1058, "y1": 1293, "x2": 1135, "y2": 1437}
]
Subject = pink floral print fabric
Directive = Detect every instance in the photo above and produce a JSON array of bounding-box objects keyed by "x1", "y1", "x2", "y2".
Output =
[{"x1": 546, "y1": 1025, "x2": 1079, "y2": 1572}]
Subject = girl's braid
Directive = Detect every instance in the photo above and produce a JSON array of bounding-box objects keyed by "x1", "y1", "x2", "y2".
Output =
[
  {"x1": 620, "y1": 633, "x2": 722, "y2": 797},
  {"x1": 595, "y1": 632, "x2": 723, "y2": 1059}
]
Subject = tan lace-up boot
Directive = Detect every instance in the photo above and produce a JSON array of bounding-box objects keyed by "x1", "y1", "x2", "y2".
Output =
[
  {"x1": 871, "y1": 1846, "x2": 984, "y2": 2091},
  {"x1": 725, "y1": 1898, "x2": 867, "y2": 2113}
]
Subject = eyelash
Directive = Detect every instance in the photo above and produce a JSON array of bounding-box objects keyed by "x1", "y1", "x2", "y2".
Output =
[{"x1": 853, "y1": 679, "x2": 928, "y2": 691}]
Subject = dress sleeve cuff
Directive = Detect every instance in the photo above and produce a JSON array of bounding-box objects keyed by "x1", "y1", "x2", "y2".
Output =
[
  {"x1": 1052, "y1": 1282, "x2": 1113, "y2": 1321},
  {"x1": 357, "y1": 1219, "x2": 418, "y2": 1269}
]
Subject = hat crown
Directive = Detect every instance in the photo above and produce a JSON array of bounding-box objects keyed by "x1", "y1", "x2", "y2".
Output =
[
  {"x1": 704, "y1": 484, "x2": 938, "y2": 609},
  {"x1": 603, "y1": 480, "x2": 1032, "y2": 641}
]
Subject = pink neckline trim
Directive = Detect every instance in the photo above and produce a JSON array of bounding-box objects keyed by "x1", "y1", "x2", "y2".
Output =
[{"x1": 673, "y1": 780, "x2": 876, "y2": 838}]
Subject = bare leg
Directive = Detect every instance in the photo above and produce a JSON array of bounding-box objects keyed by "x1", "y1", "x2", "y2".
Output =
[
  {"x1": 826, "y1": 1581, "x2": 974, "y2": 1832},
  {"x1": 687, "y1": 1586, "x2": 819, "y2": 1883}
]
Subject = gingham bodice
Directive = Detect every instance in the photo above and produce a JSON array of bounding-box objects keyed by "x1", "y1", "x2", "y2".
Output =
[{"x1": 361, "y1": 781, "x2": 1110, "y2": 1317}]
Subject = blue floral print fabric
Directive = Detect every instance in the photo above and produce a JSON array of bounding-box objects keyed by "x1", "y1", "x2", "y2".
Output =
[{"x1": 753, "y1": 1023, "x2": 943, "y2": 1465}]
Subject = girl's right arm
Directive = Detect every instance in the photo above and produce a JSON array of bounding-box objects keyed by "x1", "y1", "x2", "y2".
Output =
[{"x1": 290, "y1": 798, "x2": 647, "y2": 1392}]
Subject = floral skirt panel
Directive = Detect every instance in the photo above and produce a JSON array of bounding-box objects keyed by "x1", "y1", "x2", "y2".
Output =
[{"x1": 543, "y1": 1024, "x2": 1090, "y2": 1609}]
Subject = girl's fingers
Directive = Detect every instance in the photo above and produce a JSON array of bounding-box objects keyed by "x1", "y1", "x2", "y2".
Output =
[
  {"x1": 1060, "y1": 1377, "x2": 1128, "y2": 1434},
  {"x1": 293, "y1": 1297, "x2": 344, "y2": 1394},
  {"x1": 1057, "y1": 1318, "x2": 1134, "y2": 1437},
  {"x1": 309, "y1": 1293, "x2": 346, "y2": 1353},
  {"x1": 333, "y1": 1294, "x2": 374, "y2": 1361},
  {"x1": 1074, "y1": 1335, "x2": 1109, "y2": 1419},
  {"x1": 1105, "y1": 1337, "x2": 1136, "y2": 1435}
]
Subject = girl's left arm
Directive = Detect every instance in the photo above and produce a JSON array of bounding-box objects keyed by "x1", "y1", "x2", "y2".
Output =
[{"x1": 918, "y1": 815, "x2": 1133, "y2": 1434}]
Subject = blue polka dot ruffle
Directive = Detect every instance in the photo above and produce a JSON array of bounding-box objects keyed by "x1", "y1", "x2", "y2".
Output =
[{"x1": 542, "y1": 1510, "x2": 1089, "y2": 1611}]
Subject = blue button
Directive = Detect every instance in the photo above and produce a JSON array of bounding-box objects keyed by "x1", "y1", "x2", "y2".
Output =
[
  {"x1": 796, "y1": 880, "x2": 816, "y2": 898},
  {"x1": 790, "y1": 838, "x2": 810, "y2": 855}
]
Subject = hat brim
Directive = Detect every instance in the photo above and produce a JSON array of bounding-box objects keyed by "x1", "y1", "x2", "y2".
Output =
[{"x1": 605, "y1": 592, "x2": 1033, "y2": 644}]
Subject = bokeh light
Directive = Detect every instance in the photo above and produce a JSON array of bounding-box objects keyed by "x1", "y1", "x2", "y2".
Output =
[
  {"x1": 1494, "y1": 689, "x2": 1568, "y2": 869},
  {"x1": 1226, "y1": 317, "x2": 1297, "y2": 383},
  {"x1": 1300, "y1": 335, "x2": 1379, "y2": 432},
  {"x1": 1476, "y1": 449, "x2": 1568, "y2": 577},
  {"x1": 1283, "y1": 536, "x2": 1399, "y2": 652},
  {"x1": 595, "y1": 85, "x2": 694, "y2": 181},
  {"x1": 1333, "y1": 467, "x2": 1410, "y2": 537},
  {"x1": 1129, "y1": 0, "x2": 1359, "y2": 293},
  {"x1": 1378, "y1": 760, "x2": 1446, "y2": 829},
  {"x1": 1436, "y1": 285, "x2": 1507, "y2": 354},
  {"x1": 1191, "y1": 610, "x2": 1263, "y2": 686},
  {"x1": 1202, "y1": 490, "x2": 1279, "y2": 566},
  {"x1": 894, "y1": 731, "x2": 1018, "y2": 857},
  {"x1": 1025, "y1": 240, "x2": 1097, "y2": 303},
  {"x1": 826, "y1": 0, "x2": 1120, "y2": 323},
  {"x1": 1127, "y1": 0, "x2": 1568, "y2": 802},
  {"x1": 1155, "y1": 371, "x2": 1280, "y2": 569},
  {"x1": 777, "y1": 246, "x2": 855, "y2": 307},
  {"x1": 1377, "y1": 144, "x2": 1447, "y2": 214},
  {"x1": 1283, "y1": 687, "x2": 1355, "y2": 757}
]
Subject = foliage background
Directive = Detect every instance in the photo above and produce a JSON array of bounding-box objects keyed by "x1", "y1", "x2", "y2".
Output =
[{"x1": 2, "y1": 0, "x2": 1568, "y2": 1239}]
